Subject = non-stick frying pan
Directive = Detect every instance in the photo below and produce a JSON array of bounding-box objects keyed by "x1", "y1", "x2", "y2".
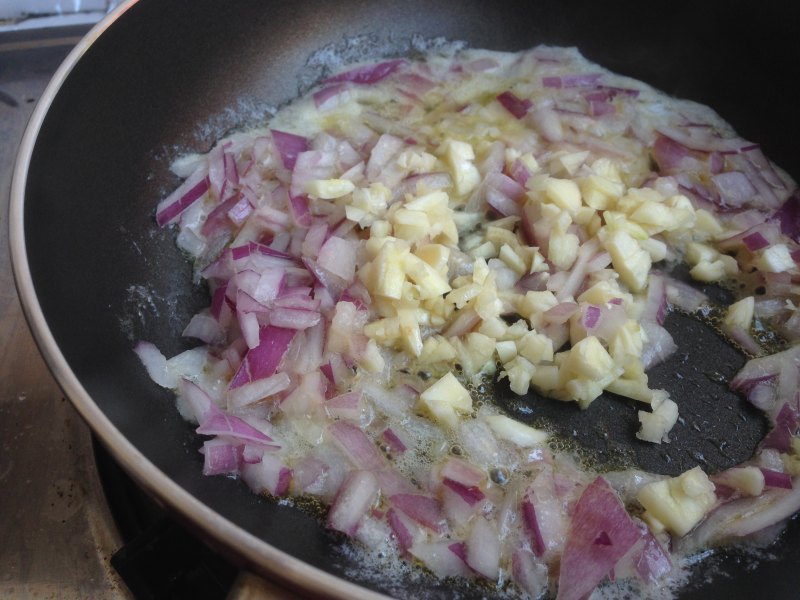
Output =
[{"x1": 10, "y1": 0, "x2": 800, "y2": 598}]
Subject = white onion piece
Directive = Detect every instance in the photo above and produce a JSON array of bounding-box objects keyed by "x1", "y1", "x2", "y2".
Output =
[
  {"x1": 512, "y1": 548, "x2": 548, "y2": 598},
  {"x1": 634, "y1": 532, "x2": 672, "y2": 584},
  {"x1": 555, "y1": 238, "x2": 600, "y2": 301},
  {"x1": 317, "y1": 236, "x2": 357, "y2": 281},
  {"x1": 227, "y1": 372, "x2": 291, "y2": 410},
  {"x1": 731, "y1": 345, "x2": 800, "y2": 392},
  {"x1": 182, "y1": 312, "x2": 225, "y2": 345},
  {"x1": 677, "y1": 479, "x2": 800, "y2": 555},
  {"x1": 441, "y1": 485, "x2": 481, "y2": 525},
  {"x1": 327, "y1": 470, "x2": 380, "y2": 536},
  {"x1": 408, "y1": 541, "x2": 470, "y2": 578},
  {"x1": 642, "y1": 274, "x2": 667, "y2": 325},
  {"x1": 178, "y1": 378, "x2": 219, "y2": 424},
  {"x1": 134, "y1": 341, "x2": 174, "y2": 388},
  {"x1": 466, "y1": 516, "x2": 501, "y2": 579},
  {"x1": 242, "y1": 454, "x2": 292, "y2": 496},
  {"x1": 663, "y1": 277, "x2": 708, "y2": 313},
  {"x1": 641, "y1": 322, "x2": 678, "y2": 369},
  {"x1": 524, "y1": 466, "x2": 567, "y2": 558},
  {"x1": 292, "y1": 457, "x2": 329, "y2": 495}
]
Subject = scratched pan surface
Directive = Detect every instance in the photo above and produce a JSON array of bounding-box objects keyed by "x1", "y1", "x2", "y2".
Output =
[{"x1": 10, "y1": 0, "x2": 800, "y2": 597}]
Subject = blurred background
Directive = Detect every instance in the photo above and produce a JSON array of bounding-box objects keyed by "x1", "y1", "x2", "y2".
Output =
[{"x1": 0, "y1": 0, "x2": 120, "y2": 31}]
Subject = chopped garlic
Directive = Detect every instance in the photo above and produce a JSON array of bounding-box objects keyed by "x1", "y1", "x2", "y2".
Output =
[
  {"x1": 484, "y1": 414, "x2": 548, "y2": 446},
  {"x1": 305, "y1": 178, "x2": 356, "y2": 199},
  {"x1": 638, "y1": 467, "x2": 716, "y2": 536},
  {"x1": 724, "y1": 296, "x2": 755, "y2": 330}
]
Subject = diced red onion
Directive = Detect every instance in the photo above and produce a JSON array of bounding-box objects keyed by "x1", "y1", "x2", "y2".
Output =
[
  {"x1": 643, "y1": 274, "x2": 667, "y2": 325},
  {"x1": 327, "y1": 470, "x2": 380, "y2": 535},
  {"x1": 761, "y1": 403, "x2": 798, "y2": 453},
  {"x1": 543, "y1": 73, "x2": 602, "y2": 88},
  {"x1": 242, "y1": 444, "x2": 265, "y2": 464},
  {"x1": 442, "y1": 479, "x2": 485, "y2": 507},
  {"x1": 394, "y1": 172, "x2": 453, "y2": 201},
  {"x1": 196, "y1": 411, "x2": 278, "y2": 447},
  {"x1": 229, "y1": 326, "x2": 296, "y2": 389},
  {"x1": 712, "y1": 171, "x2": 758, "y2": 208},
  {"x1": 408, "y1": 540, "x2": 470, "y2": 578},
  {"x1": 178, "y1": 378, "x2": 220, "y2": 424},
  {"x1": 387, "y1": 507, "x2": 415, "y2": 553},
  {"x1": 313, "y1": 83, "x2": 347, "y2": 109},
  {"x1": 241, "y1": 454, "x2": 292, "y2": 496},
  {"x1": 325, "y1": 391, "x2": 363, "y2": 421},
  {"x1": 366, "y1": 134, "x2": 405, "y2": 182},
  {"x1": 656, "y1": 125, "x2": 751, "y2": 154},
  {"x1": 772, "y1": 189, "x2": 800, "y2": 243},
  {"x1": 443, "y1": 308, "x2": 481, "y2": 338},
  {"x1": 182, "y1": 312, "x2": 225, "y2": 345},
  {"x1": 634, "y1": 532, "x2": 672, "y2": 584},
  {"x1": 390, "y1": 493, "x2": 447, "y2": 534},
  {"x1": 465, "y1": 516, "x2": 500, "y2": 579},
  {"x1": 268, "y1": 307, "x2": 321, "y2": 330},
  {"x1": 518, "y1": 272, "x2": 549, "y2": 292},
  {"x1": 389, "y1": 73, "x2": 430, "y2": 98},
  {"x1": 227, "y1": 196, "x2": 253, "y2": 226},
  {"x1": 271, "y1": 129, "x2": 309, "y2": 170},
  {"x1": 497, "y1": 91, "x2": 532, "y2": 119},
  {"x1": 747, "y1": 382, "x2": 777, "y2": 412},
  {"x1": 317, "y1": 236, "x2": 357, "y2": 282},
  {"x1": 510, "y1": 159, "x2": 532, "y2": 187},
  {"x1": 439, "y1": 457, "x2": 485, "y2": 488},
  {"x1": 466, "y1": 57, "x2": 500, "y2": 72},
  {"x1": 544, "y1": 302, "x2": 579, "y2": 325},
  {"x1": 324, "y1": 59, "x2": 406, "y2": 85},
  {"x1": 726, "y1": 324, "x2": 763, "y2": 357},
  {"x1": 522, "y1": 496, "x2": 547, "y2": 556},
  {"x1": 227, "y1": 371, "x2": 291, "y2": 410},
  {"x1": 641, "y1": 322, "x2": 678, "y2": 369},
  {"x1": 381, "y1": 428, "x2": 407, "y2": 454},
  {"x1": 582, "y1": 305, "x2": 601, "y2": 329},
  {"x1": 677, "y1": 480, "x2": 800, "y2": 554},
  {"x1": 731, "y1": 345, "x2": 800, "y2": 392},
  {"x1": 201, "y1": 188, "x2": 236, "y2": 238},
  {"x1": 134, "y1": 341, "x2": 174, "y2": 388},
  {"x1": 231, "y1": 241, "x2": 296, "y2": 262},
  {"x1": 592, "y1": 304, "x2": 629, "y2": 342},
  {"x1": 761, "y1": 468, "x2": 794, "y2": 489},
  {"x1": 743, "y1": 231, "x2": 770, "y2": 251},
  {"x1": 293, "y1": 457, "x2": 329, "y2": 495},
  {"x1": 557, "y1": 477, "x2": 643, "y2": 600},
  {"x1": 328, "y1": 421, "x2": 385, "y2": 470},
  {"x1": 588, "y1": 98, "x2": 615, "y2": 117},
  {"x1": 663, "y1": 276, "x2": 708, "y2": 313},
  {"x1": 156, "y1": 170, "x2": 210, "y2": 227},
  {"x1": 555, "y1": 238, "x2": 600, "y2": 302},
  {"x1": 303, "y1": 257, "x2": 348, "y2": 300},
  {"x1": 289, "y1": 194, "x2": 312, "y2": 227},
  {"x1": 512, "y1": 548, "x2": 548, "y2": 598},
  {"x1": 201, "y1": 439, "x2": 242, "y2": 475}
]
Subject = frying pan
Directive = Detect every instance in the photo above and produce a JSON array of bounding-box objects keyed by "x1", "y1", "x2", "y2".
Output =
[{"x1": 10, "y1": 0, "x2": 800, "y2": 597}]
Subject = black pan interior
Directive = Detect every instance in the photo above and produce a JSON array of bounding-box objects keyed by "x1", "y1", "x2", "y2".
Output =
[{"x1": 22, "y1": 0, "x2": 800, "y2": 597}]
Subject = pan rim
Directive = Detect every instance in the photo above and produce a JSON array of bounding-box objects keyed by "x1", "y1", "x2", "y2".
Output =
[{"x1": 7, "y1": 1, "x2": 390, "y2": 598}]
